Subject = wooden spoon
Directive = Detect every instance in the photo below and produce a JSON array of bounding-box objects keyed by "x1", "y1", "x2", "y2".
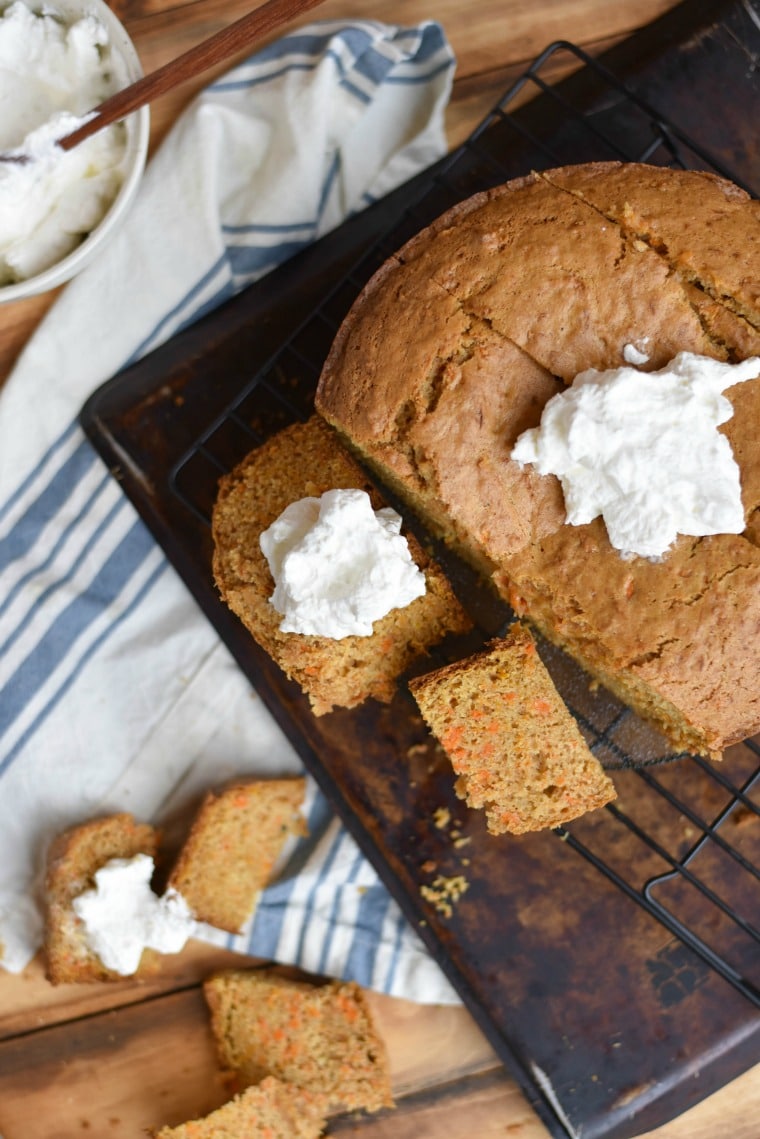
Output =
[{"x1": 3, "y1": 0, "x2": 326, "y2": 163}]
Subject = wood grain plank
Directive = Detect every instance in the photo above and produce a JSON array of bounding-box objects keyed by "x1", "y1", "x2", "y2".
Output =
[
  {"x1": 635, "y1": 1062, "x2": 760, "y2": 1139},
  {"x1": 442, "y1": 33, "x2": 629, "y2": 151},
  {"x1": 2, "y1": 954, "x2": 758, "y2": 1139},
  {"x1": 124, "y1": 0, "x2": 680, "y2": 147},
  {"x1": 0, "y1": 964, "x2": 501, "y2": 1139},
  {"x1": 0, "y1": 987, "x2": 230, "y2": 1139},
  {"x1": 0, "y1": 943, "x2": 260, "y2": 1041},
  {"x1": 0, "y1": 951, "x2": 499, "y2": 1083},
  {"x1": 119, "y1": 0, "x2": 678, "y2": 74},
  {"x1": 329, "y1": 1070, "x2": 550, "y2": 1138}
]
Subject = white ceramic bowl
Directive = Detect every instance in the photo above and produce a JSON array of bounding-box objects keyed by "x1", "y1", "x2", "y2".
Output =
[{"x1": 0, "y1": 0, "x2": 150, "y2": 303}]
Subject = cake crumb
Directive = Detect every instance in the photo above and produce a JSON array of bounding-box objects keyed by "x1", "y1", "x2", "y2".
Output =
[
  {"x1": 420, "y1": 874, "x2": 470, "y2": 919},
  {"x1": 406, "y1": 744, "x2": 429, "y2": 760},
  {"x1": 433, "y1": 806, "x2": 451, "y2": 829}
]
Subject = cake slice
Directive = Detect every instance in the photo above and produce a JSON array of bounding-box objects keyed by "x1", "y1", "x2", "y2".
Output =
[
  {"x1": 409, "y1": 623, "x2": 616, "y2": 834},
  {"x1": 151, "y1": 1077, "x2": 329, "y2": 1138},
  {"x1": 203, "y1": 969, "x2": 393, "y2": 1113},
  {"x1": 211, "y1": 415, "x2": 471, "y2": 715},
  {"x1": 44, "y1": 812, "x2": 159, "y2": 984},
  {"x1": 166, "y1": 778, "x2": 307, "y2": 933}
]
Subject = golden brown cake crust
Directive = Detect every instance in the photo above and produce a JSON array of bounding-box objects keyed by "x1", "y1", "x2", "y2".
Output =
[
  {"x1": 211, "y1": 416, "x2": 471, "y2": 715},
  {"x1": 316, "y1": 162, "x2": 760, "y2": 757},
  {"x1": 541, "y1": 162, "x2": 760, "y2": 329},
  {"x1": 410, "y1": 624, "x2": 616, "y2": 834}
]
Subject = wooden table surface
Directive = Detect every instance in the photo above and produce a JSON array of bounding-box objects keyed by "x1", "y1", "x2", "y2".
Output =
[{"x1": 1, "y1": 2, "x2": 758, "y2": 1137}]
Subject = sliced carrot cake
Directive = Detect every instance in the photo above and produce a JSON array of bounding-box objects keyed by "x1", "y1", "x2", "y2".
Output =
[{"x1": 410, "y1": 623, "x2": 616, "y2": 834}]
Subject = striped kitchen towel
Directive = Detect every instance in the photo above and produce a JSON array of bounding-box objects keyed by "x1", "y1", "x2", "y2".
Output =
[{"x1": 0, "y1": 18, "x2": 459, "y2": 1003}]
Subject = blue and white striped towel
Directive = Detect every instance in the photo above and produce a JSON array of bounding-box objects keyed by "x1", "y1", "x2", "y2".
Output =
[{"x1": 0, "y1": 18, "x2": 460, "y2": 1003}]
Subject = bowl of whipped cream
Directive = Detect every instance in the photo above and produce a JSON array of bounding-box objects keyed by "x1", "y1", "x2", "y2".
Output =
[{"x1": 0, "y1": 0, "x2": 150, "y2": 302}]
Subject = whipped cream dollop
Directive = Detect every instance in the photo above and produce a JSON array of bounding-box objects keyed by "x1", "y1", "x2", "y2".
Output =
[
  {"x1": 0, "y1": 0, "x2": 128, "y2": 284},
  {"x1": 511, "y1": 351, "x2": 760, "y2": 559},
  {"x1": 72, "y1": 854, "x2": 196, "y2": 976},
  {"x1": 260, "y1": 488, "x2": 427, "y2": 638}
]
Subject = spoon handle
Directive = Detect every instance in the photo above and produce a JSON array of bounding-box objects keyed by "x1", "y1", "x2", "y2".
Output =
[{"x1": 59, "y1": 0, "x2": 327, "y2": 153}]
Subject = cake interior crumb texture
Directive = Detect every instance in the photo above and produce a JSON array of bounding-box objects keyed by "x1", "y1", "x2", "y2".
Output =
[
  {"x1": 44, "y1": 812, "x2": 159, "y2": 984},
  {"x1": 410, "y1": 623, "x2": 616, "y2": 834},
  {"x1": 203, "y1": 969, "x2": 394, "y2": 1114},
  {"x1": 211, "y1": 415, "x2": 471, "y2": 716},
  {"x1": 316, "y1": 162, "x2": 760, "y2": 758},
  {"x1": 167, "y1": 778, "x2": 307, "y2": 933},
  {"x1": 151, "y1": 1077, "x2": 329, "y2": 1138}
]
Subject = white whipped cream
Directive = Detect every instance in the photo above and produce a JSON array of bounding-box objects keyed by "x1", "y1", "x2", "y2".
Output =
[
  {"x1": 72, "y1": 854, "x2": 196, "y2": 976},
  {"x1": 622, "y1": 339, "x2": 651, "y2": 365},
  {"x1": 260, "y1": 488, "x2": 427, "y2": 638},
  {"x1": 511, "y1": 351, "x2": 760, "y2": 559},
  {"x1": 0, "y1": 0, "x2": 128, "y2": 284}
]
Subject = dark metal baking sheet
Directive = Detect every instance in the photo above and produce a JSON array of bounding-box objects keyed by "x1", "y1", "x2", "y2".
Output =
[{"x1": 81, "y1": 4, "x2": 760, "y2": 1136}]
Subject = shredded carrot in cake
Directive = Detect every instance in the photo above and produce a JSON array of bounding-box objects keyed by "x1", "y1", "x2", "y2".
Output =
[{"x1": 409, "y1": 624, "x2": 616, "y2": 835}]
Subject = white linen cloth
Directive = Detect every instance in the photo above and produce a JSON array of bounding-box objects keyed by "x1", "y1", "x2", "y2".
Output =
[{"x1": 0, "y1": 18, "x2": 460, "y2": 1003}]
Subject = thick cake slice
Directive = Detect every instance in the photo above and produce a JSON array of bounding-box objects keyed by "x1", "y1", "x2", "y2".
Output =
[
  {"x1": 167, "y1": 778, "x2": 307, "y2": 933},
  {"x1": 409, "y1": 623, "x2": 616, "y2": 834},
  {"x1": 44, "y1": 813, "x2": 159, "y2": 984},
  {"x1": 150, "y1": 1078, "x2": 329, "y2": 1138},
  {"x1": 211, "y1": 415, "x2": 471, "y2": 715}
]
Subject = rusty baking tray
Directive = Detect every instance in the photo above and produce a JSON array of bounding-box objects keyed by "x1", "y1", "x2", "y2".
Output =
[{"x1": 81, "y1": 3, "x2": 760, "y2": 1137}]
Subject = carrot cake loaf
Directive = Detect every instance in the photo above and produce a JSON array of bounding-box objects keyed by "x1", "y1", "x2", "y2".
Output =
[
  {"x1": 167, "y1": 778, "x2": 307, "y2": 933},
  {"x1": 410, "y1": 623, "x2": 616, "y2": 834},
  {"x1": 317, "y1": 162, "x2": 760, "y2": 758},
  {"x1": 211, "y1": 415, "x2": 470, "y2": 715},
  {"x1": 204, "y1": 968, "x2": 393, "y2": 1113}
]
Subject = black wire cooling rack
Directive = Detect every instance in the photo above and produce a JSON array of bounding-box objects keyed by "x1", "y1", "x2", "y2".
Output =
[
  {"x1": 170, "y1": 38, "x2": 758, "y2": 523},
  {"x1": 168, "y1": 38, "x2": 760, "y2": 1015},
  {"x1": 83, "y1": 28, "x2": 760, "y2": 1139}
]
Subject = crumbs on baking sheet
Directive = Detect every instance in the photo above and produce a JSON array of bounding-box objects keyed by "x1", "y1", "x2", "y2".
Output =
[
  {"x1": 432, "y1": 804, "x2": 472, "y2": 846},
  {"x1": 419, "y1": 802, "x2": 474, "y2": 916},
  {"x1": 433, "y1": 806, "x2": 451, "y2": 829},
  {"x1": 420, "y1": 874, "x2": 469, "y2": 919}
]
